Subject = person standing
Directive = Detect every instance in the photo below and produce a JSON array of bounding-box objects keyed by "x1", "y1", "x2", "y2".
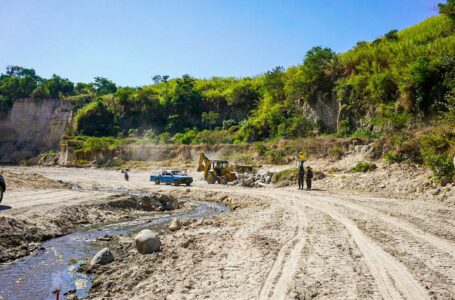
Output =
[
  {"x1": 121, "y1": 169, "x2": 129, "y2": 181},
  {"x1": 298, "y1": 164, "x2": 305, "y2": 190},
  {"x1": 306, "y1": 166, "x2": 313, "y2": 190}
]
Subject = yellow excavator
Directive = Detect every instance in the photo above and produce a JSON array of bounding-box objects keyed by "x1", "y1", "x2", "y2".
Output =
[{"x1": 197, "y1": 153, "x2": 237, "y2": 184}]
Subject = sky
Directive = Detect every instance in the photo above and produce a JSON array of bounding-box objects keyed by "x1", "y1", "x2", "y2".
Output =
[{"x1": 0, "y1": 0, "x2": 442, "y2": 86}]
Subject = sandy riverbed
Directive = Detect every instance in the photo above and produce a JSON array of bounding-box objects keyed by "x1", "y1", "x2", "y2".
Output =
[{"x1": 0, "y1": 166, "x2": 454, "y2": 299}]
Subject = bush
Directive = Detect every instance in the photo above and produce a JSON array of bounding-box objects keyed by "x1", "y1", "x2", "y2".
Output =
[
  {"x1": 272, "y1": 168, "x2": 298, "y2": 183},
  {"x1": 337, "y1": 119, "x2": 355, "y2": 137},
  {"x1": 172, "y1": 129, "x2": 198, "y2": 144},
  {"x1": 352, "y1": 129, "x2": 379, "y2": 139},
  {"x1": 194, "y1": 130, "x2": 234, "y2": 144},
  {"x1": 143, "y1": 129, "x2": 157, "y2": 140},
  {"x1": 419, "y1": 132, "x2": 455, "y2": 178},
  {"x1": 383, "y1": 150, "x2": 400, "y2": 163},
  {"x1": 352, "y1": 161, "x2": 377, "y2": 172},
  {"x1": 330, "y1": 146, "x2": 345, "y2": 159},
  {"x1": 264, "y1": 147, "x2": 287, "y2": 164},
  {"x1": 74, "y1": 100, "x2": 117, "y2": 137},
  {"x1": 158, "y1": 132, "x2": 171, "y2": 144}
]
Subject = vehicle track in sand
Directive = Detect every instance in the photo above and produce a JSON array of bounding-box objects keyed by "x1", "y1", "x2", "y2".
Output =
[
  {"x1": 2, "y1": 167, "x2": 454, "y2": 299},
  {"x1": 253, "y1": 190, "x2": 430, "y2": 300},
  {"x1": 258, "y1": 199, "x2": 307, "y2": 300},
  {"x1": 283, "y1": 191, "x2": 455, "y2": 259}
]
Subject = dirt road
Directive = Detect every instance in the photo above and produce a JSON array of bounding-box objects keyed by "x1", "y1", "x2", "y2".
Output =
[{"x1": 1, "y1": 166, "x2": 454, "y2": 299}]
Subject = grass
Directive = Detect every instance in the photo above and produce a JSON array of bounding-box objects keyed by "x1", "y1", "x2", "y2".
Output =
[
  {"x1": 271, "y1": 168, "x2": 298, "y2": 184},
  {"x1": 352, "y1": 161, "x2": 377, "y2": 172}
]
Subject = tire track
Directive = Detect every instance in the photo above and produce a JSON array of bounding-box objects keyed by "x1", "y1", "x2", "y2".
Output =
[
  {"x1": 283, "y1": 191, "x2": 455, "y2": 259},
  {"x1": 258, "y1": 200, "x2": 307, "y2": 300},
  {"x1": 285, "y1": 194, "x2": 429, "y2": 300}
]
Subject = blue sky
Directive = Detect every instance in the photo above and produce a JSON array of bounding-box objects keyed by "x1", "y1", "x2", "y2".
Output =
[{"x1": 0, "y1": 0, "x2": 441, "y2": 86}]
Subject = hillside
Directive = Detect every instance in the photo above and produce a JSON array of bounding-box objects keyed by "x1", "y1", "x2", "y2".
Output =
[{"x1": 0, "y1": 14, "x2": 454, "y2": 179}]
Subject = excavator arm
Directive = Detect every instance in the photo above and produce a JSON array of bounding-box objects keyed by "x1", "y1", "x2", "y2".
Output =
[{"x1": 197, "y1": 153, "x2": 212, "y2": 179}]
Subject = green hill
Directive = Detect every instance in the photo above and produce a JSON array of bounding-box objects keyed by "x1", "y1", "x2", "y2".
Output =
[{"x1": 1, "y1": 13, "x2": 454, "y2": 178}]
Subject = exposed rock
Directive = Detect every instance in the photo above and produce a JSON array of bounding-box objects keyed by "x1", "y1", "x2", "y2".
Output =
[
  {"x1": 301, "y1": 93, "x2": 339, "y2": 132},
  {"x1": 0, "y1": 98, "x2": 72, "y2": 164},
  {"x1": 90, "y1": 248, "x2": 114, "y2": 266},
  {"x1": 135, "y1": 229, "x2": 161, "y2": 254},
  {"x1": 169, "y1": 218, "x2": 182, "y2": 231},
  {"x1": 440, "y1": 176, "x2": 451, "y2": 187},
  {"x1": 235, "y1": 170, "x2": 276, "y2": 188}
]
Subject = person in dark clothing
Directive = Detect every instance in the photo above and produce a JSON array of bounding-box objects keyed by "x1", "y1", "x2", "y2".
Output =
[
  {"x1": 121, "y1": 169, "x2": 129, "y2": 181},
  {"x1": 298, "y1": 164, "x2": 305, "y2": 190},
  {"x1": 306, "y1": 166, "x2": 313, "y2": 190}
]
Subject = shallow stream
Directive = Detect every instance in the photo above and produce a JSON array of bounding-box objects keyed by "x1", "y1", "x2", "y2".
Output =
[{"x1": 0, "y1": 201, "x2": 228, "y2": 300}]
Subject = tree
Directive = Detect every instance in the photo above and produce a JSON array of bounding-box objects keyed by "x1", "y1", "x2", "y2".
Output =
[
  {"x1": 171, "y1": 75, "x2": 202, "y2": 115},
  {"x1": 152, "y1": 75, "x2": 162, "y2": 84},
  {"x1": 0, "y1": 66, "x2": 41, "y2": 111},
  {"x1": 439, "y1": 0, "x2": 455, "y2": 19},
  {"x1": 263, "y1": 66, "x2": 285, "y2": 102},
  {"x1": 5, "y1": 66, "x2": 40, "y2": 81},
  {"x1": 384, "y1": 29, "x2": 399, "y2": 41},
  {"x1": 201, "y1": 111, "x2": 220, "y2": 129},
  {"x1": 75, "y1": 82, "x2": 95, "y2": 94},
  {"x1": 299, "y1": 46, "x2": 339, "y2": 103},
  {"x1": 43, "y1": 75, "x2": 74, "y2": 98},
  {"x1": 227, "y1": 80, "x2": 260, "y2": 109},
  {"x1": 93, "y1": 77, "x2": 117, "y2": 95},
  {"x1": 75, "y1": 100, "x2": 117, "y2": 136},
  {"x1": 410, "y1": 57, "x2": 440, "y2": 115},
  {"x1": 152, "y1": 75, "x2": 170, "y2": 84}
]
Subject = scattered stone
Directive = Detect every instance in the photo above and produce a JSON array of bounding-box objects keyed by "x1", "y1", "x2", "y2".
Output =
[
  {"x1": 235, "y1": 170, "x2": 276, "y2": 188},
  {"x1": 180, "y1": 218, "x2": 194, "y2": 226},
  {"x1": 135, "y1": 229, "x2": 161, "y2": 254},
  {"x1": 96, "y1": 235, "x2": 113, "y2": 242},
  {"x1": 440, "y1": 176, "x2": 451, "y2": 187},
  {"x1": 181, "y1": 238, "x2": 194, "y2": 248},
  {"x1": 379, "y1": 184, "x2": 386, "y2": 188},
  {"x1": 90, "y1": 248, "x2": 114, "y2": 266},
  {"x1": 169, "y1": 218, "x2": 182, "y2": 231}
]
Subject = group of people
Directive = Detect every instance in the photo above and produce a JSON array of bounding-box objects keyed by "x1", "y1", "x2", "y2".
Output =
[{"x1": 297, "y1": 164, "x2": 313, "y2": 190}]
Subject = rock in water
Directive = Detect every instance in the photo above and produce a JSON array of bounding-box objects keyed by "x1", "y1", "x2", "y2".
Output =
[
  {"x1": 135, "y1": 229, "x2": 161, "y2": 254},
  {"x1": 90, "y1": 248, "x2": 114, "y2": 266},
  {"x1": 169, "y1": 218, "x2": 181, "y2": 231}
]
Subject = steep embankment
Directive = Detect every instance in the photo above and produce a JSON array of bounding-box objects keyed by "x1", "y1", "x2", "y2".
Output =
[{"x1": 0, "y1": 98, "x2": 72, "y2": 164}]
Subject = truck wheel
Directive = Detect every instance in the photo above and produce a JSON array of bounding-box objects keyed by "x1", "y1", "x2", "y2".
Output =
[
  {"x1": 155, "y1": 179, "x2": 160, "y2": 185},
  {"x1": 173, "y1": 181, "x2": 179, "y2": 186},
  {"x1": 0, "y1": 188, "x2": 3, "y2": 203},
  {"x1": 220, "y1": 177, "x2": 228, "y2": 185},
  {"x1": 186, "y1": 182, "x2": 191, "y2": 186}
]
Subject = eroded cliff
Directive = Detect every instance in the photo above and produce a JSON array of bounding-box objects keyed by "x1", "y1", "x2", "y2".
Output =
[{"x1": 0, "y1": 98, "x2": 72, "y2": 163}]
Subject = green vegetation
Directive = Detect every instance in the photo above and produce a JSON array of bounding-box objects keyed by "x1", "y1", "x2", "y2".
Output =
[
  {"x1": 272, "y1": 168, "x2": 298, "y2": 184},
  {"x1": 352, "y1": 161, "x2": 378, "y2": 172},
  {"x1": 0, "y1": 10, "x2": 454, "y2": 179}
]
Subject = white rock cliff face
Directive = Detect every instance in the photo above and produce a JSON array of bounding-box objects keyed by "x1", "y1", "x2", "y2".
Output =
[
  {"x1": 0, "y1": 98, "x2": 72, "y2": 163},
  {"x1": 301, "y1": 95, "x2": 340, "y2": 132}
]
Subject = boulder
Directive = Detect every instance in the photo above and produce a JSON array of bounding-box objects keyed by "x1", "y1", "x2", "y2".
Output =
[
  {"x1": 90, "y1": 247, "x2": 114, "y2": 266},
  {"x1": 135, "y1": 229, "x2": 161, "y2": 254},
  {"x1": 169, "y1": 218, "x2": 182, "y2": 231}
]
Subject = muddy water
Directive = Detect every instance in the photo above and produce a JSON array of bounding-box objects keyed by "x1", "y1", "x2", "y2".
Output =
[{"x1": 0, "y1": 201, "x2": 228, "y2": 300}]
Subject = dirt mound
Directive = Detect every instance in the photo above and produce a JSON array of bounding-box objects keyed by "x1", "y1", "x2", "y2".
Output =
[
  {"x1": 1, "y1": 170, "x2": 71, "y2": 190},
  {"x1": 98, "y1": 193, "x2": 180, "y2": 211},
  {"x1": 0, "y1": 193, "x2": 182, "y2": 262}
]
